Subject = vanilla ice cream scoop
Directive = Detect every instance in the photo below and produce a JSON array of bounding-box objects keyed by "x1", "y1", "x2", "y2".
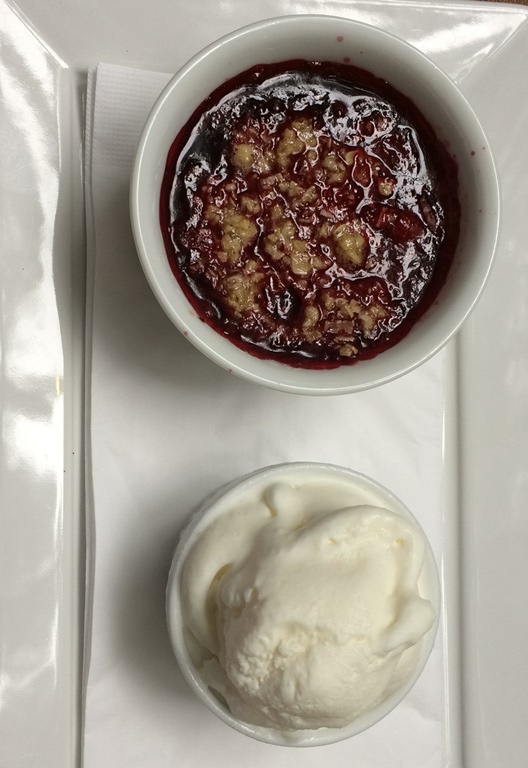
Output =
[{"x1": 168, "y1": 464, "x2": 439, "y2": 744}]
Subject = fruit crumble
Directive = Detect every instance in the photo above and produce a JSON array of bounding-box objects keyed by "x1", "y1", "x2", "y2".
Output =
[{"x1": 160, "y1": 61, "x2": 460, "y2": 367}]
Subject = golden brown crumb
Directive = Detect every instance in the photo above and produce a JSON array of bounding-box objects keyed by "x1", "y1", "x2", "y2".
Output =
[
  {"x1": 231, "y1": 143, "x2": 255, "y2": 173},
  {"x1": 332, "y1": 223, "x2": 368, "y2": 267}
]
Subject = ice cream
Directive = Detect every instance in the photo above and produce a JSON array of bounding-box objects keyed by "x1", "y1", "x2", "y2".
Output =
[{"x1": 178, "y1": 467, "x2": 437, "y2": 733}]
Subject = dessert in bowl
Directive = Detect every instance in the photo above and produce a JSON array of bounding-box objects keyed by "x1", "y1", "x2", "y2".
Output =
[
  {"x1": 131, "y1": 15, "x2": 499, "y2": 394},
  {"x1": 166, "y1": 463, "x2": 441, "y2": 746}
]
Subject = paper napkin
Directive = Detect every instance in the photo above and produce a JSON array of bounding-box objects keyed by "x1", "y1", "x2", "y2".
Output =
[{"x1": 84, "y1": 62, "x2": 445, "y2": 768}]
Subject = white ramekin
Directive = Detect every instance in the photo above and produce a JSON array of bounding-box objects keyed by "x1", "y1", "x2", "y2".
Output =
[
  {"x1": 131, "y1": 15, "x2": 499, "y2": 395},
  {"x1": 166, "y1": 462, "x2": 441, "y2": 746}
]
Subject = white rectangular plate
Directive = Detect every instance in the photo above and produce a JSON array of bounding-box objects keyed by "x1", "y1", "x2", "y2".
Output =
[{"x1": 1, "y1": 1, "x2": 527, "y2": 766}]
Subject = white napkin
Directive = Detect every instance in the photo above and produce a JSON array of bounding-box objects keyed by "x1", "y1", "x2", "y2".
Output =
[{"x1": 84, "y1": 62, "x2": 446, "y2": 768}]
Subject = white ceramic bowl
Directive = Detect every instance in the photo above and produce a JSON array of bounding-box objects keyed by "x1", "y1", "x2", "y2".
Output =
[
  {"x1": 131, "y1": 15, "x2": 499, "y2": 395},
  {"x1": 166, "y1": 463, "x2": 441, "y2": 746}
]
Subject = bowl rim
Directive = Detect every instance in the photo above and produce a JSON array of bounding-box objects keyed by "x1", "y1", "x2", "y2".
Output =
[
  {"x1": 130, "y1": 14, "x2": 500, "y2": 395},
  {"x1": 166, "y1": 461, "x2": 442, "y2": 746}
]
